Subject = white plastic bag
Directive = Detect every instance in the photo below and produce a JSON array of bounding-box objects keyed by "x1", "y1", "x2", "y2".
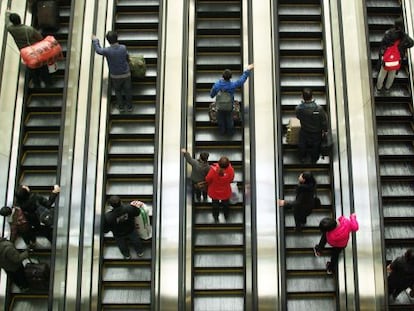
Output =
[
  {"x1": 229, "y1": 182, "x2": 242, "y2": 204},
  {"x1": 48, "y1": 61, "x2": 58, "y2": 73},
  {"x1": 133, "y1": 202, "x2": 152, "y2": 240}
]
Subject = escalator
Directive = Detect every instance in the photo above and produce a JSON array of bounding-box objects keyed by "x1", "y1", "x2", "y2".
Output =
[
  {"x1": 277, "y1": 1, "x2": 338, "y2": 309},
  {"x1": 191, "y1": 0, "x2": 246, "y2": 310},
  {"x1": 8, "y1": 1, "x2": 72, "y2": 309},
  {"x1": 366, "y1": 0, "x2": 414, "y2": 308},
  {"x1": 99, "y1": 1, "x2": 160, "y2": 309}
]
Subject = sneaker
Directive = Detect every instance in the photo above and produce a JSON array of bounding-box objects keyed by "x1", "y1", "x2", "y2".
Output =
[
  {"x1": 326, "y1": 261, "x2": 333, "y2": 275},
  {"x1": 124, "y1": 255, "x2": 131, "y2": 260},
  {"x1": 126, "y1": 104, "x2": 133, "y2": 112},
  {"x1": 313, "y1": 245, "x2": 321, "y2": 257},
  {"x1": 137, "y1": 251, "x2": 144, "y2": 257},
  {"x1": 118, "y1": 105, "x2": 125, "y2": 112}
]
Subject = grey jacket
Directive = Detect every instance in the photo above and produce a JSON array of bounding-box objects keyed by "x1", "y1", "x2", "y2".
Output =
[
  {"x1": 183, "y1": 152, "x2": 210, "y2": 183},
  {"x1": 0, "y1": 238, "x2": 28, "y2": 272}
]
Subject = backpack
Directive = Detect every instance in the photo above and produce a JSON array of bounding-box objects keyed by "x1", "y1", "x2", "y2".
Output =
[
  {"x1": 215, "y1": 90, "x2": 233, "y2": 112},
  {"x1": 383, "y1": 40, "x2": 401, "y2": 71},
  {"x1": 129, "y1": 55, "x2": 146, "y2": 78}
]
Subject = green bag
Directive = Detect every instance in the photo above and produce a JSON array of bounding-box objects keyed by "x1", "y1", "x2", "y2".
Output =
[
  {"x1": 129, "y1": 55, "x2": 146, "y2": 78},
  {"x1": 215, "y1": 90, "x2": 233, "y2": 112}
]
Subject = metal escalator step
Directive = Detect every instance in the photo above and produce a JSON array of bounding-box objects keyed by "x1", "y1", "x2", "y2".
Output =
[
  {"x1": 197, "y1": 19, "x2": 241, "y2": 31},
  {"x1": 378, "y1": 141, "x2": 414, "y2": 157},
  {"x1": 196, "y1": 54, "x2": 242, "y2": 66},
  {"x1": 283, "y1": 168, "x2": 331, "y2": 185},
  {"x1": 25, "y1": 112, "x2": 62, "y2": 128},
  {"x1": 280, "y1": 56, "x2": 324, "y2": 71},
  {"x1": 194, "y1": 209, "x2": 243, "y2": 225},
  {"x1": 117, "y1": 0, "x2": 159, "y2": 8},
  {"x1": 194, "y1": 230, "x2": 244, "y2": 246},
  {"x1": 375, "y1": 101, "x2": 412, "y2": 117},
  {"x1": 27, "y1": 94, "x2": 62, "y2": 110},
  {"x1": 285, "y1": 232, "x2": 323, "y2": 249},
  {"x1": 194, "y1": 272, "x2": 244, "y2": 290},
  {"x1": 279, "y1": 22, "x2": 322, "y2": 36},
  {"x1": 197, "y1": 36, "x2": 241, "y2": 49},
  {"x1": 106, "y1": 180, "x2": 153, "y2": 196},
  {"x1": 102, "y1": 287, "x2": 150, "y2": 305},
  {"x1": 10, "y1": 296, "x2": 48, "y2": 311},
  {"x1": 117, "y1": 30, "x2": 158, "y2": 44},
  {"x1": 287, "y1": 296, "x2": 336, "y2": 311},
  {"x1": 103, "y1": 244, "x2": 151, "y2": 261},
  {"x1": 282, "y1": 149, "x2": 330, "y2": 166},
  {"x1": 287, "y1": 274, "x2": 335, "y2": 292},
  {"x1": 22, "y1": 151, "x2": 58, "y2": 168},
  {"x1": 107, "y1": 159, "x2": 154, "y2": 175},
  {"x1": 193, "y1": 295, "x2": 244, "y2": 311},
  {"x1": 384, "y1": 223, "x2": 414, "y2": 241},
  {"x1": 194, "y1": 131, "x2": 242, "y2": 144},
  {"x1": 381, "y1": 181, "x2": 414, "y2": 197},
  {"x1": 197, "y1": 2, "x2": 240, "y2": 16},
  {"x1": 194, "y1": 251, "x2": 243, "y2": 269},
  {"x1": 116, "y1": 13, "x2": 159, "y2": 26},
  {"x1": 285, "y1": 210, "x2": 332, "y2": 228},
  {"x1": 280, "y1": 38, "x2": 323, "y2": 55},
  {"x1": 20, "y1": 171, "x2": 57, "y2": 186},
  {"x1": 286, "y1": 251, "x2": 331, "y2": 271},
  {"x1": 108, "y1": 139, "x2": 155, "y2": 156},
  {"x1": 377, "y1": 122, "x2": 414, "y2": 137},
  {"x1": 380, "y1": 161, "x2": 414, "y2": 177},
  {"x1": 383, "y1": 201, "x2": 414, "y2": 218},
  {"x1": 109, "y1": 121, "x2": 156, "y2": 136},
  {"x1": 103, "y1": 265, "x2": 151, "y2": 282},
  {"x1": 281, "y1": 74, "x2": 325, "y2": 88}
]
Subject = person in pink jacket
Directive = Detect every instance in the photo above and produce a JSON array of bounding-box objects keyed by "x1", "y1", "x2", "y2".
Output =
[
  {"x1": 313, "y1": 213, "x2": 359, "y2": 274},
  {"x1": 205, "y1": 156, "x2": 234, "y2": 223}
]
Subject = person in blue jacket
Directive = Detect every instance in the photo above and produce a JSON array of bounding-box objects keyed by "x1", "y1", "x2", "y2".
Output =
[
  {"x1": 210, "y1": 64, "x2": 254, "y2": 135},
  {"x1": 92, "y1": 31, "x2": 133, "y2": 112}
]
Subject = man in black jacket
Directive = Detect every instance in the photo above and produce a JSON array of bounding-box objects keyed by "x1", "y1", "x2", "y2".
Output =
[
  {"x1": 104, "y1": 196, "x2": 144, "y2": 259},
  {"x1": 376, "y1": 17, "x2": 414, "y2": 91},
  {"x1": 296, "y1": 88, "x2": 328, "y2": 164}
]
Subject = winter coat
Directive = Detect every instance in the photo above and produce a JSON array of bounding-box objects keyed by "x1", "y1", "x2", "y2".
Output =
[
  {"x1": 326, "y1": 214, "x2": 359, "y2": 248},
  {"x1": 379, "y1": 27, "x2": 414, "y2": 59},
  {"x1": 284, "y1": 182, "x2": 316, "y2": 221},
  {"x1": 6, "y1": 17, "x2": 43, "y2": 50},
  {"x1": 104, "y1": 204, "x2": 140, "y2": 237},
  {"x1": 0, "y1": 238, "x2": 28, "y2": 272},
  {"x1": 388, "y1": 255, "x2": 414, "y2": 291},
  {"x1": 210, "y1": 69, "x2": 252, "y2": 103},
  {"x1": 16, "y1": 192, "x2": 57, "y2": 229},
  {"x1": 183, "y1": 152, "x2": 210, "y2": 183},
  {"x1": 7, "y1": 207, "x2": 31, "y2": 242},
  {"x1": 205, "y1": 163, "x2": 235, "y2": 200},
  {"x1": 296, "y1": 100, "x2": 328, "y2": 134}
]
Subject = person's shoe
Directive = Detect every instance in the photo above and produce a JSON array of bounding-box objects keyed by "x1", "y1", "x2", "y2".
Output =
[
  {"x1": 313, "y1": 245, "x2": 321, "y2": 257},
  {"x1": 118, "y1": 105, "x2": 125, "y2": 112},
  {"x1": 384, "y1": 88, "x2": 391, "y2": 94},
  {"x1": 137, "y1": 251, "x2": 144, "y2": 257},
  {"x1": 124, "y1": 255, "x2": 131, "y2": 259},
  {"x1": 409, "y1": 288, "x2": 414, "y2": 298},
  {"x1": 224, "y1": 214, "x2": 229, "y2": 222},
  {"x1": 326, "y1": 261, "x2": 333, "y2": 275},
  {"x1": 126, "y1": 104, "x2": 133, "y2": 112},
  {"x1": 213, "y1": 216, "x2": 219, "y2": 224},
  {"x1": 295, "y1": 225, "x2": 302, "y2": 233},
  {"x1": 28, "y1": 241, "x2": 36, "y2": 252},
  {"x1": 20, "y1": 287, "x2": 30, "y2": 293}
]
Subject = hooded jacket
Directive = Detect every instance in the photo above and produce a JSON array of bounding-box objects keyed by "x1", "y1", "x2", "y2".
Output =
[
  {"x1": 296, "y1": 100, "x2": 328, "y2": 134},
  {"x1": 205, "y1": 163, "x2": 235, "y2": 200},
  {"x1": 104, "y1": 204, "x2": 140, "y2": 237},
  {"x1": 379, "y1": 27, "x2": 414, "y2": 59},
  {"x1": 326, "y1": 214, "x2": 359, "y2": 248},
  {"x1": 284, "y1": 181, "x2": 316, "y2": 220},
  {"x1": 0, "y1": 238, "x2": 28, "y2": 272},
  {"x1": 183, "y1": 151, "x2": 210, "y2": 183}
]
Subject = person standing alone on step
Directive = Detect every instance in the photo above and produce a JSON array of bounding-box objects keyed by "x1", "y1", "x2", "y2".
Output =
[
  {"x1": 92, "y1": 31, "x2": 133, "y2": 112},
  {"x1": 210, "y1": 64, "x2": 254, "y2": 135}
]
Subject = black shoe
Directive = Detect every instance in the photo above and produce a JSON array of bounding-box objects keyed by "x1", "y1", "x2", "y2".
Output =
[
  {"x1": 118, "y1": 105, "x2": 125, "y2": 112},
  {"x1": 126, "y1": 104, "x2": 133, "y2": 112},
  {"x1": 213, "y1": 216, "x2": 219, "y2": 224}
]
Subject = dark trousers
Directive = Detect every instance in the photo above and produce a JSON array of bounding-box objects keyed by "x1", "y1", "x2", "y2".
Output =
[
  {"x1": 193, "y1": 184, "x2": 207, "y2": 201},
  {"x1": 298, "y1": 130, "x2": 322, "y2": 163},
  {"x1": 217, "y1": 110, "x2": 234, "y2": 135},
  {"x1": 114, "y1": 230, "x2": 143, "y2": 257},
  {"x1": 111, "y1": 76, "x2": 132, "y2": 108},
  {"x1": 388, "y1": 273, "x2": 414, "y2": 299},
  {"x1": 212, "y1": 199, "x2": 230, "y2": 219},
  {"x1": 316, "y1": 232, "x2": 344, "y2": 272},
  {"x1": 7, "y1": 264, "x2": 29, "y2": 290},
  {"x1": 28, "y1": 65, "x2": 51, "y2": 87}
]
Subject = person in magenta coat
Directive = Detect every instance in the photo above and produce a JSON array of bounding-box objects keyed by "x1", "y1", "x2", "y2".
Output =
[
  {"x1": 313, "y1": 213, "x2": 359, "y2": 274},
  {"x1": 205, "y1": 156, "x2": 234, "y2": 223}
]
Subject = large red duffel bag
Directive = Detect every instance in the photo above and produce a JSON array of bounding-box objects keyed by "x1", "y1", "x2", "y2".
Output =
[{"x1": 20, "y1": 36, "x2": 63, "y2": 69}]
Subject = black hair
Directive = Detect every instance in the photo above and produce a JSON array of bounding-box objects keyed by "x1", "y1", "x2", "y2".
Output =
[
  {"x1": 302, "y1": 88, "x2": 313, "y2": 101},
  {"x1": 15, "y1": 186, "x2": 30, "y2": 203},
  {"x1": 109, "y1": 195, "x2": 122, "y2": 208},
  {"x1": 200, "y1": 152, "x2": 209, "y2": 162},
  {"x1": 0, "y1": 206, "x2": 12, "y2": 217},
  {"x1": 9, "y1": 13, "x2": 21, "y2": 26},
  {"x1": 106, "y1": 31, "x2": 118, "y2": 44},
  {"x1": 405, "y1": 249, "x2": 414, "y2": 262},
  {"x1": 301, "y1": 171, "x2": 316, "y2": 186},
  {"x1": 319, "y1": 217, "x2": 337, "y2": 232},
  {"x1": 394, "y1": 17, "x2": 404, "y2": 30},
  {"x1": 222, "y1": 69, "x2": 232, "y2": 81}
]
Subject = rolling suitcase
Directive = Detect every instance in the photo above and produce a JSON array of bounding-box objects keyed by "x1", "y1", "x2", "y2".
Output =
[
  {"x1": 37, "y1": 1, "x2": 59, "y2": 30},
  {"x1": 25, "y1": 260, "x2": 50, "y2": 290}
]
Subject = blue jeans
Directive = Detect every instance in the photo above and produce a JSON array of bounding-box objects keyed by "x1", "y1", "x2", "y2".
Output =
[
  {"x1": 114, "y1": 230, "x2": 143, "y2": 257},
  {"x1": 111, "y1": 76, "x2": 132, "y2": 108},
  {"x1": 217, "y1": 110, "x2": 234, "y2": 135}
]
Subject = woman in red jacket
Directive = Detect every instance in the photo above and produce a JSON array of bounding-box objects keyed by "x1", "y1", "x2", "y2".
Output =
[
  {"x1": 313, "y1": 213, "x2": 359, "y2": 274},
  {"x1": 205, "y1": 156, "x2": 234, "y2": 223}
]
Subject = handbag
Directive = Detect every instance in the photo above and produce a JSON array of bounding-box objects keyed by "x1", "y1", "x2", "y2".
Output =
[{"x1": 20, "y1": 35, "x2": 63, "y2": 69}]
